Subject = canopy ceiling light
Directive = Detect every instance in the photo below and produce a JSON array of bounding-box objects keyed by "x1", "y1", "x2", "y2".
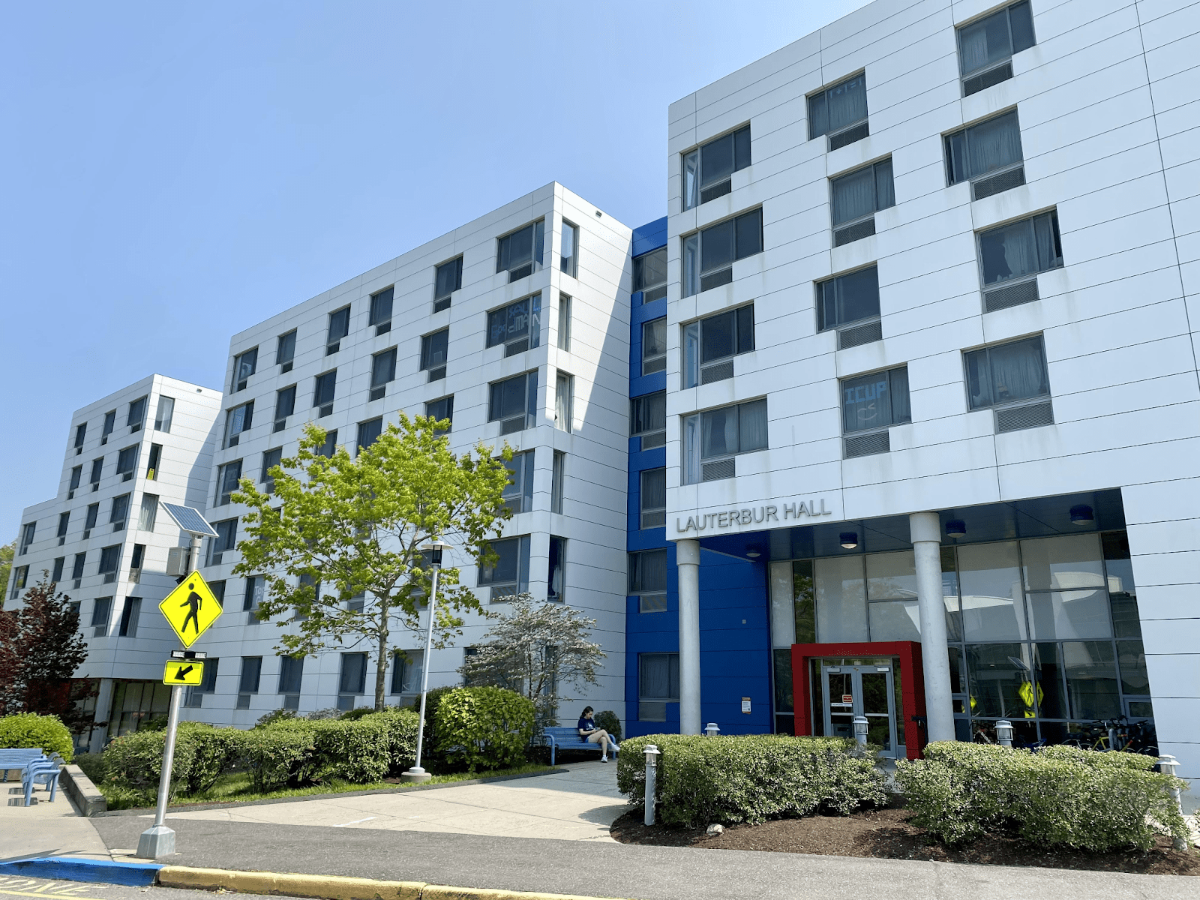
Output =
[
  {"x1": 945, "y1": 519, "x2": 966, "y2": 538},
  {"x1": 1070, "y1": 505, "x2": 1095, "y2": 526},
  {"x1": 839, "y1": 532, "x2": 859, "y2": 550}
]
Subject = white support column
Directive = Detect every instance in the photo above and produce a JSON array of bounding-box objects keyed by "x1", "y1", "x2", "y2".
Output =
[
  {"x1": 676, "y1": 539, "x2": 701, "y2": 735},
  {"x1": 910, "y1": 512, "x2": 955, "y2": 744},
  {"x1": 89, "y1": 678, "x2": 114, "y2": 755}
]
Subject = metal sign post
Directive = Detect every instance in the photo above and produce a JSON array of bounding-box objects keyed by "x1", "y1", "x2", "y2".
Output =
[{"x1": 136, "y1": 503, "x2": 218, "y2": 860}]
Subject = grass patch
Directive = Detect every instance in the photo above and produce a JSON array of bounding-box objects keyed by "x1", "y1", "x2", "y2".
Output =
[{"x1": 99, "y1": 762, "x2": 556, "y2": 810}]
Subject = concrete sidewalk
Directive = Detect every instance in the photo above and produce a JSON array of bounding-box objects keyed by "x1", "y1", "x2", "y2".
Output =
[{"x1": 0, "y1": 778, "x2": 110, "y2": 861}]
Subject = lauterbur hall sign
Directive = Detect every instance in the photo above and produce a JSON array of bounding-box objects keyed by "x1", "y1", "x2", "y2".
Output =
[{"x1": 674, "y1": 498, "x2": 833, "y2": 534}]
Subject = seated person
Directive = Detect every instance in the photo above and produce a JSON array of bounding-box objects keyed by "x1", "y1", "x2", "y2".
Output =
[{"x1": 577, "y1": 706, "x2": 619, "y2": 762}]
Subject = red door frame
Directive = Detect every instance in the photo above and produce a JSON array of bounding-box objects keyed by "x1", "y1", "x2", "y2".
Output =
[{"x1": 790, "y1": 641, "x2": 927, "y2": 759}]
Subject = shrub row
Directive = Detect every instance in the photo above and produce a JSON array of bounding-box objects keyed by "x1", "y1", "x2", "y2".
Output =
[
  {"x1": 895, "y1": 741, "x2": 1189, "y2": 852},
  {"x1": 0, "y1": 713, "x2": 74, "y2": 762},
  {"x1": 434, "y1": 686, "x2": 535, "y2": 772},
  {"x1": 617, "y1": 734, "x2": 886, "y2": 829}
]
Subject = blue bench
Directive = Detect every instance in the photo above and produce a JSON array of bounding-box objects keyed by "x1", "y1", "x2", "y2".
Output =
[
  {"x1": 543, "y1": 727, "x2": 608, "y2": 765},
  {"x1": 22, "y1": 754, "x2": 63, "y2": 806},
  {"x1": 0, "y1": 749, "x2": 45, "y2": 782}
]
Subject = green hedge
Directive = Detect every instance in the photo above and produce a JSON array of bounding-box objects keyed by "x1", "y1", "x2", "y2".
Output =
[
  {"x1": 594, "y1": 710, "x2": 622, "y2": 743},
  {"x1": 616, "y1": 734, "x2": 886, "y2": 829},
  {"x1": 0, "y1": 713, "x2": 74, "y2": 762},
  {"x1": 895, "y1": 741, "x2": 1188, "y2": 851},
  {"x1": 434, "y1": 687, "x2": 535, "y2": 772}
]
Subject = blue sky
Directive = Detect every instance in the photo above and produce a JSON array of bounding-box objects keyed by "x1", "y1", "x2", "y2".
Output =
[{"x1": 0, "y1": 1, "x2": 868, "y2": 535}]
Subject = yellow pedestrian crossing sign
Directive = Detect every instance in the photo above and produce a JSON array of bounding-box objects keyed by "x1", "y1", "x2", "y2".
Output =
[
  {"x1": 164, "y1": 659, "x2": 205, "y2": 686},
  {"x1": 159, "y1": 571, "x2": 222, "y2": 647}
]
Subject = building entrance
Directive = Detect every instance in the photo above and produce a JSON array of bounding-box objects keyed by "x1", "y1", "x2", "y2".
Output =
[{"x1": 821, "y1": 661, "x2": 897, "y2": 755}]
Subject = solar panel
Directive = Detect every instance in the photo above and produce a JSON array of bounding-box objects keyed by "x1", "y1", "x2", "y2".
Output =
[{"x1": 162, "y1": 502, "x2": 219, "y2": 537}]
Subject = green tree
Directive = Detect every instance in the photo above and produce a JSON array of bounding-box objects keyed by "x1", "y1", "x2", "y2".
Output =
[
  {"x1": 0, "y1": 540, "x2": 14, "y2": 609},
  {"x1": 458, "y1": 594, "x2": 605, "y2": 727},
  {"x1": 232, "y1": 415, "x2": 512, "y2": 711}
]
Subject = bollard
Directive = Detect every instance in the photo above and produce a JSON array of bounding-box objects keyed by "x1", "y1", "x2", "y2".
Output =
[
  {"x1": 995, "y1": 719, "x2": 1013, "y2": 748},
  {"x1": 705, "y1": 722, "x2": 720, "y2": 737},
  {"x1": 853, "y1": 716, "x2": 868, "y2": 752},
  {"x1": 1158, "y1": 755, "x2": 1189, "y2": 851},
  {"x1": 643, "y1": 744, "x2": 661, "y2": 827}
]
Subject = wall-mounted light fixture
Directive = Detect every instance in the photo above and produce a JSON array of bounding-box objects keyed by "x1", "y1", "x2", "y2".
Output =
[{"x1": 839, "y1": 532, "x2": 859, "y2": 550}]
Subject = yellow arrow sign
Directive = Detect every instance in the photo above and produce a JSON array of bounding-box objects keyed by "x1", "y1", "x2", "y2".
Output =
[
  {"x1": 163, "y1": 659, "x2": 205, "y2": 686},
  {"x1": 159, "y1": 571, "x2": 222, "y2": 647}
]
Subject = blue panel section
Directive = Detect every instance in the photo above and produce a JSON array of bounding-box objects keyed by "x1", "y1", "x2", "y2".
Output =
[
  {"x1": 629, "y1": 292, "x2": 667, "y2": 399},
  {"x1": 0, "y1": 857, "x2": 162, "y2": 886},
  {"x1": 631, "y1": 217, "x2": 668, "y2": 258}
]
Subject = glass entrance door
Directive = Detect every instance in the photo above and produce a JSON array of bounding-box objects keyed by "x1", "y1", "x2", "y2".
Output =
[{"x1": 821, "y1": 662, "x2": 898, "y2": 756}]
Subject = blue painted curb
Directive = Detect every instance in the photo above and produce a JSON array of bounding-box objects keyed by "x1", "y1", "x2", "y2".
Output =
[{"x1": 0, "y1": 857, "x2": 161, "y2": 886}]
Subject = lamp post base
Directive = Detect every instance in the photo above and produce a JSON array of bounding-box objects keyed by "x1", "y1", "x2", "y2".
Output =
[
  {"x1": 135, "y1": 825, "x2": 175, "y2": 858},
  {"x1": 400, "y1": 766, "x2": 431, "y2": 784}
]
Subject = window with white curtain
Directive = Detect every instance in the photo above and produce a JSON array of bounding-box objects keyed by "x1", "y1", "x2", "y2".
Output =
[
  {"x1": 633, "y1": 247, "x2": 668, "y2": 303},
  {"x1": 639, "y1": 653, "x2": 680, "y2": 720},
  {"x1": 224, "y1": 400, "x2": 254, "y2": 447},
  {"x1": 841, "y1": 367, "x2": 911, "y2": 434},
  {"x1": 390, "y1": 650, "x2": 423, "y2": 695},
  {"x1": 964, "y1": 335, "x2": 1050, "y2": 411},
  {"x1": 683, "y1": 304, "x2": 754, "y2": 388},
  {"x1": 681, "y1": 124, "x2": 751, "y2": 210},
  {"x1": 629, "y1": 550, "x2": 668, "y2": 612},
  {"x1": 640, "y1": 468, "x2": 666, "y2": 529},
  {"x1": 278, "y1": 655, "x2": 304, "y2": 695},
  {"x1": 682, "y1": 208, "x2": 763, "y2": 296},
  {"x1": 154, "y1": 396, "x2": 175, "y2": 432},
  {"x1": 945, "y1": 110, "x2": 1024, "y2": 186},
  {"x1": 551, "y1": 450, "x2": 565, "y2": 515},
  {"x1": 642, "y1": 318, "x2": 667, "y2": 375},
  {"x1": 831, "y1": 159, "x2": 894, "y2": 244},
  {"x1": 978, "y1": 211, "x2": 1062, "y2": 287},
  {"x1": 957, "y1": 1, "x2": 1035, "y2": 95},
  {"x1": 808, "y1": 73, "x2": 869, "y2": 147},
  {"x1": 630, "y1": 391, "x2": 666, "y2": 449},
  {"x1": 555, "y1": 373, "x2": 573, "y2": 433},
  {"x1": 560, "y1": 221, "x2": 578, "y2": 277},
  {"x1": 681, "y1": 398, "x2": 768, "y2": 484},
  {"x1": 232, "y1": 348, "x2": 258, "y2": 391},
  {"x1": 557, "y1": 293, "x2": 572, "y2": 350},
  {"x1": 547, "y1": 536, "x2": 566, "y2": 602}
]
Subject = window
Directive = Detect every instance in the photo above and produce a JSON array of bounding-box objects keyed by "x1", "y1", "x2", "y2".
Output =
[
  {"x1": 421, "y1": 329, "x2": 449, "y2": 381},
  {"x1": 274, "y1": 385, "x2": 296, "y2": 432},
  {"x1": 629, "y1": 550, "x2": 668, "y2": 613},
  {"x1": 101, "y1": 411, "x2": 116, "y2": 443},
  {"x1": 317, "y1": 429, "x2": 338, "y2": 458},
  {"x1": 630, "y1": 391, "x2": 666, "y2": 449},
  {"x1": 118, "y1": 597, "x2": 141, "y2": 638},
  {"x1": 84, "y1": 504, "x2": 99, "y2": 535},
  {"x1": 560, "y1": 220, "x2": 579, "y2": 277},
  {"x1": 964, "y1": 335, "x2": 1052, "y2": 430},
  {"x1": 434, "y1": 257, "x2": 463, "y2": 312},
  {"x1": 957, "y1": 1, "x2": 1035, "y2": 96},
  {"x1": 488, "y1": 371, "x2": 538, "y2": 434},
  {"x1": 633, "y1": 247, "x2": 668, "y2": 303},
  {"x1": 503, "y1": 450, "x2": 536, "y2": 514},
  {"x1": 488, "y1": 294, "x2": 541, "y2": 355},
  {"x1": 278, "y1": 655, "x2": 304, "y2": 697},
  {"x1": 338, "y1": 653, "x2": 368, "y2": 706},
  {"x1": 154, "y1": 396, "x2": 175, "y2": 432},
  {"x1": 357, "y1": 418, "x2": 383, "y2": 453},
  {"x1": 547, "y1": 536, "x2": 566, "y2": 602},
  {"x1": 809, "y1": 73, "x2": 869, "y2": 149},
  {"x1": 110, "y1": 494, "x2": 130, "y2": 530},
  {"x1": 426, "y1": 396, "x2": 454, "y2": 432},
  {"x1": 91, "y1": 596, "x2": 113, "y2": 632},
  {"x1": 327, "y1": 306, "x2": 351, "y2": 354},
  {"x1": 478, "y1": 535, "x2": 530, "y2": 601},
  {"x1": 370, "y1": 348, "x2": 397, "y2": 401},
  {"x1": 682, "y1": 208, "x2": 763, "y2": 296},
  {"x1": 238, "y1": 657, "x2": 262, "y2": 707},
  {"x1": 642, "y1": 318, "x2": 667, "y2": 376},
  {"x1": 225, "y1": 400, "x2": 254, "y2": 448},
  {"x1": 74, "y1": 422, "x2": 87, "y2": 452},
  {"x1": 390, "y1": 650, "x2": 423, "y2": 695},
  {"x1": 116, "y1": 445, "x2": 138, "y2": 481},
  {"x1": 184, "y1": 657, "x2": 219, "y2": 707},
  {"x1": 977, "y1": 210, "x2": 1062, "y2": 312},
  {"x1": 369, "y1": 286, "x2": 394, "y2": 335},
  {"x1": 682, "y1": 124, "x2": 751, "y2": 210},
  {"x1": 216, "y1": 460, "x2": 243, "y2": 506},
  {"x1": 127, "y1": 397, "x2": 147, "y2": 431},
  {"x1": 129, "y1": 544, "x2": 145, "y2": 580},
  {"x1": 681, "y1": 398, "x2": 769, "y2": 484},
  {"x1": 841, "y1": 367, "x2": 911, "y2": 458},
  {"x1": 146, "y1": 444, "x2": 161, "y2": 480},
  {"x1": 683, "y1": 305, "x2": 754, "y2": 388},
  {"x1": 19, "y1": 522, "x2": 35, "y2": 555},
  {"x1": 554, "y1": 373, "x2": 573, "y2": 433},
  {"x1": 817, "y1": 266, "x2": 882, "y2": 348},
  {"x1": 57, "y1": 512, "x2": 70, "y2": 543},
  {"x1": 139, "y1": 494, "x2": 159, "y2": 531},
  {"x1": 277, "y1": 330, "x2": 296, "y2": 372},
  {"x1": 313, "y1": 371, "x2": 336, "y2": 417},
  {"x1": 831, "y1": 159, "x2": 895, "y2": 246},
  {"x1": 261, "y1": 448, "x2": 282, "y2": 492},
  {"x1": 71, "y1": 553, "x2": 86, "y2": 584},
  {"x1": 551, "y1": 451, "x2": 565, "y2": 515},
  {"x1": 208, "y1": 518, "x2": 238, "y2": 566},
  {"x1": 90, "y1": 457, "x2": 103, "y2": 489},
  {"x1": 69, "y1": 465, "x2": 82, "y2": 498},
  {"x1": 497, "y1": 220, "x2": 544, "y2": 282},
  {"x1": 10, "y1": 565, "x2": 28, "y2": 600},
  {"x1": 98, "y1": 545, "x2": 121, "y2": 582},
  {"x1": 945, "y1": 110, "x2": 1025, "y2": 199},
  {"x1": 640, "y1": 468, "x2": 666, "y2": 529},
  {"x1": 232, "y1": 348, "x2": 258, "y2": 391},
  {"x1": 243, "y1": 575, "x2": 265, "y2": 613},
  {"x1": 52, "y1": 557, "x2": 65, "y2": 583},
  {"x1": 557, "y1": 293, "x2": 571, "y2": 350},
  {"x1": 639, "y1": 653, "x2": 680, "y2": 720}
]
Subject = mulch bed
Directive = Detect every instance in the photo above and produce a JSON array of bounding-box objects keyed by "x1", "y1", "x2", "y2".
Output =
[{"x1": 610, "y1": 803, "x2": 1200, "y2": 876}]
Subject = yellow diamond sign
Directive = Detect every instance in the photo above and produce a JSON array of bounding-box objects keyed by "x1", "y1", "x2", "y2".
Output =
[
  {"x1": 159, "y1": 571, "x2": 222, "y2": 647},
  {"x1": 163, "y1": 659, "x2": 205, "y2": 686}
]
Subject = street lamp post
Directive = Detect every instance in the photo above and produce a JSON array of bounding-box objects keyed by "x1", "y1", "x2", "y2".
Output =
[{"x1": 402, "y1": 540, "x2": 449, "y2": 784}]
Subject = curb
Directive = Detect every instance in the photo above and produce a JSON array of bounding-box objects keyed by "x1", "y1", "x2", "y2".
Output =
[
  {"x1": 156, "y1": 867, "x2": 629, "y2": 900},
  {"x1": 0, "y1": 857, "x2": 160, "y2": 887}
]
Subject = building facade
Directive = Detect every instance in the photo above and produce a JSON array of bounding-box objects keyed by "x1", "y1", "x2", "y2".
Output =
[{"x1": 6, "y1": 0, "x2": 1198, "y2": 790}]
